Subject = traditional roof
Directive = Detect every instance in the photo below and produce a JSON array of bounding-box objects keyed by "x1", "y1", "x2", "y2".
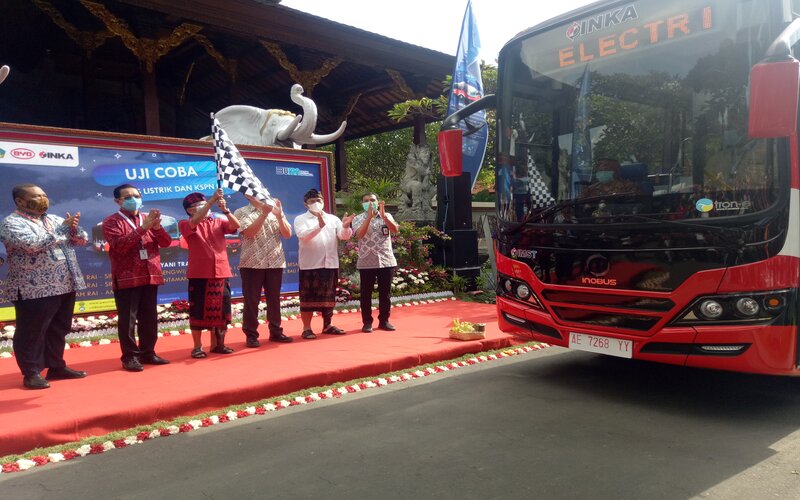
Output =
[{"x1": 0, "y1": 0, "x2": 453, "y2": 141}]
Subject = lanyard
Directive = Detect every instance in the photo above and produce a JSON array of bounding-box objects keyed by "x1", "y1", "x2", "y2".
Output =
[
  {"x1": 118, "y1": 210, "x2": 143, "y2": 231},
  {"x1": 15, "y1": 210, "x2": 56, "y2": 234}
]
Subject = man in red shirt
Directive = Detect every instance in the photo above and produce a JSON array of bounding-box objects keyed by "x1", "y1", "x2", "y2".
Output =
[
  {"x1": 179, "y1": 189, "x2": 240, "y2": 358},
  {"x1": 102, "y1": 184, "x2": 172, "y2": 372}
]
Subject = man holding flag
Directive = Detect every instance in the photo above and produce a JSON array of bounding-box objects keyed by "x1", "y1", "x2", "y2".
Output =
[{"x1": 179, "y1": 189, "x2": 240, "y2": 358}]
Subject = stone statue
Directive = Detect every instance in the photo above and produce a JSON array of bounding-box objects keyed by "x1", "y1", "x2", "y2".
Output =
[
  {"x1": 396, "y1": 144, "x2": 436, "y2": 222},
  {"x1": 208, "y1": 84, "x2": 346, "y2": 149}
]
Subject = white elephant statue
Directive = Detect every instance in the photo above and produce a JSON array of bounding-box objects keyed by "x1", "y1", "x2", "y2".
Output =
[
  {"x1": 210, "y1": 84, "x2": 346, "y2": 148},
  {"x1": 0, "y1": 65, "x2": 9, "y2": 85}
]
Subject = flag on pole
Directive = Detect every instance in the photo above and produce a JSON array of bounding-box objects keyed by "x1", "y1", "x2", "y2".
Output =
[
  {"x1": 211, "y1": 114, "x2": 273, "y2": 205},
  {"x1": 446, "y1": 0, "x2": 488, "y2": 190},
  {"x1": 570, "y1": 65, "x2": 593, "y2": 198}
]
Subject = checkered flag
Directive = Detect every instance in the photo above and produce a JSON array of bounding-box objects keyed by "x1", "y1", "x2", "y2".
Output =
[
  {"x1": 527, "y1": 152, "x2": 554, "y2": 209},
  {"x1": 211, "y1": 114, "x2": 273, "y2": 205}
]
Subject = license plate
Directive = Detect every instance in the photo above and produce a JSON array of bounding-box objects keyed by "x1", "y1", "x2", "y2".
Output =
[{"x1": 568, "y1": 332, "x2": 633, "y2": 359}]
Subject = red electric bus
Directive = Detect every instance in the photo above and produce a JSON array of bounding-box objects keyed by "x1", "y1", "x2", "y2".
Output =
[{"x1": 439, "y1": 0, "x2": 800, "y2": 374}]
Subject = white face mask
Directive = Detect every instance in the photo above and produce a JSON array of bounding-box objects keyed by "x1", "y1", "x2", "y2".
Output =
[{"x1": 308, "y1": 201, "x2": 324, "y2": 212}]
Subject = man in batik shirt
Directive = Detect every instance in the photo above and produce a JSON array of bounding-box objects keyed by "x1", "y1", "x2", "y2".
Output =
[
  {"x1": 234, "y1": 195, "x2": 293, "y2": 347},
  {"x1": 352, "y1": 193, "x2": 399, "y2": 332},
  {"x1": 0, "y1": 184, "x2": 88, "y2": 389}
]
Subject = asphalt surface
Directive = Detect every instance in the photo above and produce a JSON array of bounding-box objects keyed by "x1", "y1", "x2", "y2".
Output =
[{"x1": 4, "y1": 347, "x2": 800, "y2": 499}]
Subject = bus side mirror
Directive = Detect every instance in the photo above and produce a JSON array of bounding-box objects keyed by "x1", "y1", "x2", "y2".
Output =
[
  {"x1": 438, "y1": 128, "x2": 463, "y2": 177},
  {"x1": 749, "y1": 59, "x2": 800, "y2": 138}
]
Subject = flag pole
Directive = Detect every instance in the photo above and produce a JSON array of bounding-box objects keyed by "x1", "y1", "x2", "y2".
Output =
[{"x1": 211, "y1": 112, "x2": 222, "y2": 189}]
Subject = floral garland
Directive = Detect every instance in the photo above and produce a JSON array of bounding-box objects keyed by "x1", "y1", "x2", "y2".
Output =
[
  {"x1": 0, "y1": 342, "x2": 549, "y2": 474},
  {"x1": 0, "y1": 291, "x2": 456, "y2": 358}
]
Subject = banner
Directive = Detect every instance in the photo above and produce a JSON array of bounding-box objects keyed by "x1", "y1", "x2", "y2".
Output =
[
  {"x1": 0, "y1": 126, "x2": 331, "y2": 321},
  {"x1": 446, "y1": 0, "x2": 488, "y2": 190}
]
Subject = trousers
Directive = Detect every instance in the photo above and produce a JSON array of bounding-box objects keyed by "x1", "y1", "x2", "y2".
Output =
[
  {"x1": 12, "y1": 292, "x2": 75, "y2": 377},
  {"x1": 359, "y1": 266, "x2": 395, "y2": 326}
]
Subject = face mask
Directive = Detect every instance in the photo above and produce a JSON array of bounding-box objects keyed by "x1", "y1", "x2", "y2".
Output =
[
  {"x1": 595, "y1": 171, "x2": 614, "y2": 183},
  {"x1": 121, "y1": 197, "x2": 143, "y2": 212},
  {"x1": 23, "y1": 197, "x2": 49, "y2": 212},
  {"x1": 362, "y1": 201, "x2": 378, "y2": 211},
  {"x1": 308, "y1": 201, "x2": 323, "y2": 212}
]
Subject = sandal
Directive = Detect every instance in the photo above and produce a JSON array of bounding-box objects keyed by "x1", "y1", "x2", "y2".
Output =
[
  {"x1": 322, "y1": 325, "x2": 346, "y2": 335},
  {"x1": 211, "y1": 345, "x2": 234, "y2": 354},
  {"x1": 191, "y1": 347, "x2": 207, "y2": 359},
  {"x1": 301, "y1": 330, "x2": 317, "y2": 339}
]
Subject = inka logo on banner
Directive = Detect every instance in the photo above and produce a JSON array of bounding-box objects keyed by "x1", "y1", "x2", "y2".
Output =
[
  {"x1": 566, "y1": 5, "x2": 639, "y2": 40},
  {"x1": 39, "y1": 151, "x2": 74, "y2": 160}
]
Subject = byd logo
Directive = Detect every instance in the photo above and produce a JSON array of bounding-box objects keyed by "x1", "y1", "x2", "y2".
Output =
[{"x1": 11, "y1": 148, "x2": 34, "y2": 159}]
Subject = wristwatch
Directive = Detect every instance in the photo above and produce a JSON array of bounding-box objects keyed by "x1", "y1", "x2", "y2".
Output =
[{"x1": 222, "y1": 210, "x2": 231, "y2": 215}]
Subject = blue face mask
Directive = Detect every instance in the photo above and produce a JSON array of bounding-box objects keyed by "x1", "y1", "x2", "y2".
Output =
[
  {"x1": 121, "y1": 197, "x2": 143, "y2": 212},
  {"x1": 595, "y1": 171, "x2": 615, "y2": 183},
  {"x1": 362, "y1": 201, "x2": 378, "y2": 211}
]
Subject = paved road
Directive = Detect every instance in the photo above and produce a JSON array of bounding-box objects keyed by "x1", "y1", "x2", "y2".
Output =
[{"x1": 4, "y1": 347, "x2": 800, "y2": 499}]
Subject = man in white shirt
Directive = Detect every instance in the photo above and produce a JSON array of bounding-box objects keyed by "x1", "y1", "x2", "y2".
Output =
[{"x1": 293, "y1": 189, "x2": 354, "y2": 339}]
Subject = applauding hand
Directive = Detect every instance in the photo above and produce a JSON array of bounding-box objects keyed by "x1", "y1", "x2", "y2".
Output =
[{"x1": 342, "y1": 212, "x2": 354, "y2": 228}]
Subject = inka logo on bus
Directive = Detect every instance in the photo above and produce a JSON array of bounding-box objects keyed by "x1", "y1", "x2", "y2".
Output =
[
  {"x1": 565, "y1": 5, "x2": 639, "y2": 40},
  {"x1": 559, "y1": 6, "x2": 714, "y2": 68}
]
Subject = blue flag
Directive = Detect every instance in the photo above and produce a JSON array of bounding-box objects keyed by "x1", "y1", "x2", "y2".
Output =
[
  {"x1": 446, "y1": 0, "x2": 488, "y2": 190},
  {"x1": 570, "y1": 65, "x2": 593, "y2": 197}
]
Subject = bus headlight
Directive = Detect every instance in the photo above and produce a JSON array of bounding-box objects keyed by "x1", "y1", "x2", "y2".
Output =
[
  {"x1": 672, "y1": 289, "x2": 794, "y2": 326},
  {"x1": 497, "y1": 273, "x2": 542, "y2": 310},
  {"x1": 734, "y1": 297, "x2": 760, "y2": 317},
  {"x1": 697, "y1": 300, "x2": 724, "y2": 320}
]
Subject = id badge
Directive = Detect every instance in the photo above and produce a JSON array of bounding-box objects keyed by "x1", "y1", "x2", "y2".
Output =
[
  {"x1": 382, "y1": 225, "x2": 389, "y2": 236},
  {"x1": 52, "y1": 248, "x2": 66, "y2": 261},
  {"x1": 139, "y1": 249, "x2": 149, "y2": 260}
]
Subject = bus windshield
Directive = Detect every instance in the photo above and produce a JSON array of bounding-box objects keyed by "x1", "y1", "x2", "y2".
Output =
[{"x1": 496, "y1": 0, "x2": 782, "y2": 225}]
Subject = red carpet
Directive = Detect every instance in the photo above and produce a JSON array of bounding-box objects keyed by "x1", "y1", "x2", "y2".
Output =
[{"x1": 0, "y1": 300, "x2": 517, "y2": 457}]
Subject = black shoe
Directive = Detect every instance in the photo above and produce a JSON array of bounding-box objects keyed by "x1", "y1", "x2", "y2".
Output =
[
  {"x1": 211, "y1": 345, "x2": 234, "y2": 354},
  {"x1": 122, "y1": 358, "x2": 144, "y2": 372},
  {"x1": 23, "y1": 373, "x2": 50, "y2": 389},
  {"x1": 378, "y1": 322, "x2": 396, "y2": 331},
  {"x1": 362, "y1": 324, "x2": 373, "y2": 333},
  {"x1": 46, "y1": 366, "x2": 87, "y2": 380},
  {"x1": 269, "y1": 333, "x2": 293, "y2": 343},
  {"x1": 246, "y1": 338, "x2": 261, "y2": 348},
  {"x1": 140, "y1": 354, "x2": 170, "y2": 365}
]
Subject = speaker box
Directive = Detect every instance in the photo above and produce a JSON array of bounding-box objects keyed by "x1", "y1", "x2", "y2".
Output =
[
  {"x1": 442, "y1": 229, "x2": 479, "y2": 268},
  {"x1": 436, "y1": 173, "x2": 473, "y2": 231}
]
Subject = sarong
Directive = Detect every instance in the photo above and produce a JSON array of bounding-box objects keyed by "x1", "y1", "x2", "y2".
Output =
[
  {"x1": 188, "y1": 278, "x2": 231, "y2": 329},
  {"x1": 299, "y1": 268, "x2": 338, "y2": 312}
]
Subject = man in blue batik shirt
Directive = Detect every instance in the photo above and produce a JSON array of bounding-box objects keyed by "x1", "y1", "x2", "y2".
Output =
[{"x1": 0, "y1": 184, "x2": 88, "y2": 389}]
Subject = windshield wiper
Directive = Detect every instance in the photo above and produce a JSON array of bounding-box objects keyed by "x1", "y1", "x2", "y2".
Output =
[{"x1": 515, "y1": 191, "x2": 639, "y2": 227}]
